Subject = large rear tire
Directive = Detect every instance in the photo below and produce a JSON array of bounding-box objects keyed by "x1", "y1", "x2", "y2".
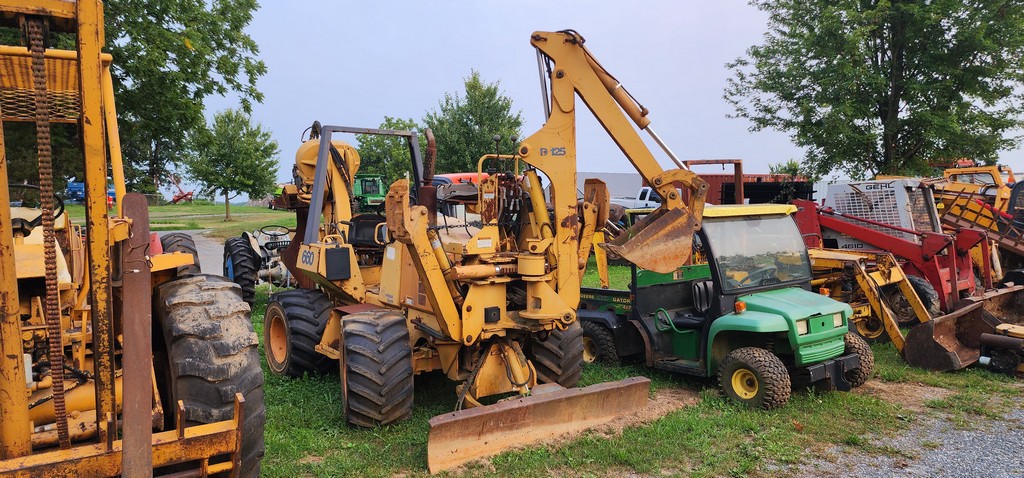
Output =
[
  {"x1": 223, "y1": 236, "x2": 260, "y2": 306},
  {"x1": 161, "y1": 232, "x2": 202, "y2": 276},
  {"x1": 341, "y1": 310, "x2": 414, "y2": 428},
  {"x1": 154, "y1": 274, "x2": 264, "y2": 478},
  {"x1": 528, "y1": 322, "x2": 584, "y2": 388},
  {"x1": 843, "y1": 333, "x2": 874, "y2": 388},
  {"x1": 718, "y1": 347, "x2": 791, "y2": 410},
  {"x1": 263, "y1": 289, "x2": 337, "y2": 377},
  {"x1": 885, "y1": 275, "x2": 940, "y2": 325}
]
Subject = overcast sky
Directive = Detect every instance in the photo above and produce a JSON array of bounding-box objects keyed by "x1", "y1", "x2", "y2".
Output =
[{"x1": 204, "y1": 1, "x2": 1024, "y2": 186}]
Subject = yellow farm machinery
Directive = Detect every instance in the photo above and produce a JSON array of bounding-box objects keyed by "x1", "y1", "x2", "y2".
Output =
[
  {"x1": 254, "y1": 30, "x2": 714, "y2": 472},
  {"x1": 0, "y1": 1, "x2": 264, "y2": 476}
]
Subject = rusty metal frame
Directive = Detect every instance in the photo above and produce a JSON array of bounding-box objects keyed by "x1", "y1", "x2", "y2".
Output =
[{"x1": 303, "y1": 125, "x2": 422, "y2": 245}]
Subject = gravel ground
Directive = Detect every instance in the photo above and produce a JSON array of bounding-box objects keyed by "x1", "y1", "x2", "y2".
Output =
[{"x1": 787, "y1": 399, "x2": 1024, "y2": 477}]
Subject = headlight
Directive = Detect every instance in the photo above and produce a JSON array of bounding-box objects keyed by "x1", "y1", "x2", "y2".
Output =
[
  {"x1": 796, "y1": 319, "x2": 809, "y2": 335},
  {"x1": 833, "y1": 313, "x2": 844, "y2": 328}
]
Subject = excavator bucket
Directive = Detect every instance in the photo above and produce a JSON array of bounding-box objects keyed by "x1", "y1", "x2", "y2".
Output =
[
  {"x1": 426, "y1": 377, "x2": 650, "y2": 473},
  {"x1": 603, "y1": 206, "x2": 698, "y2": 274}
]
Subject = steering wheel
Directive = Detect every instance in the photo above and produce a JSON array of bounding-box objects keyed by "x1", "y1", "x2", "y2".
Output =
[
  {"x1": 258, "y1": 225, "x2": 294, "y2": 239},
  {"x1": 9, "y1": 184, "x2": 64, "y2": 231},
  {"x1": 738, "y1": 266, "x2": 778, "y2": 286}
]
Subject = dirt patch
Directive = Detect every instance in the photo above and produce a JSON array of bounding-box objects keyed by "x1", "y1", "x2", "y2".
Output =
[
  {"x1": 298, "y1": 455, "x2": 324, "y2": 465},
  {"x1": 854, "y1": 380, "x2": 953, "y2": 411},
  {"x1": 589, "y1": 387, "x2": 701, "y2": 438}
]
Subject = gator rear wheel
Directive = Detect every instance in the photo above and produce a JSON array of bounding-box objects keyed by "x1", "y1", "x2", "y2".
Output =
[
  {"x1": 160, "y1": 232, "x2": 202, "y2": 276},
  {"x1": 341, "y1": 310, "x2": 414, "y2": 428},
  {"x1": 843, "y1": 333, "x2": 874, "y2": 387},
  {"x1": 718, "y1": 347, "x2": 791, "y2": 409},
  {"x1": 581, "y1": 321, "x2": 619, "y2": 365},
  {"x1": 528, "y1": 322, "x2": 584, "y2": 387},
  {"x1": 263, "y1": 289, "x2": 337, "y2": 377},
  {"x1": 224, "y1": 236, "x2": 260, "y2": 306},
  {"x1": 154, "y1": 274, "x2": 264, "y2": 477}
]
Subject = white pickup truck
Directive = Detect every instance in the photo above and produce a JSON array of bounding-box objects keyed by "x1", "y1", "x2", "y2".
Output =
[{"x1": 610, "y1": 186, "x2": 664, "y2": 209}]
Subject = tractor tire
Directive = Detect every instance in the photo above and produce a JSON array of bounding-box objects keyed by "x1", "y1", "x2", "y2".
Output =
[
  {"x1": 581, "y1": 321, "x2": 619, "y2": 365},
  {"x1": 341, "y1": 310, "x2": 414, "y2": 428},
  {"x1": 843, "y1": 333, "x2": 874, "y2": 388},
  {"x1": 160, "y1": 232, "x2": 202, "y2": 276},
  {"x1": 528, "y1": 322, "x2": 584, "y2": 388},
  {"x1": 223, "y1": 236, "x2": 260, "y2": 306},
  {"x1": 718, "y1": 347, "x2": 791, "y2": 410},
  {"x1": 154, "y1": 275, "x2": 264, "y2": 478},
  {"x1": 263, "y1": 289, "x2": 337, "y2": 377},
  {"x1": 885, "y1": 275, "x2": 940, "y2": 326}
]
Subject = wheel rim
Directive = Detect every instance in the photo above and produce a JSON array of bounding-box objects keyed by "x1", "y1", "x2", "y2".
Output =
[
  {"x1": 267, "y1": 309, "x2": 288, "y2": 368},
  {"x1": 856, "y1": 317, "x2": 885, "y2": 340},
  {"x1": 731, "y1": 368, "x2": 758, "y2": 399},
  {"x1": 582, "y1": 336, "x2": 597, "y2": 363},
  {"x1": 225, "y1": 257, "x2": 235, "y2": 279}
]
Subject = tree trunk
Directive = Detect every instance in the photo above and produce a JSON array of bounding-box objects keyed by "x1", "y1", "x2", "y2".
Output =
[{"x1": 224, "y1": 190, "x2": 231, "y2": 221}]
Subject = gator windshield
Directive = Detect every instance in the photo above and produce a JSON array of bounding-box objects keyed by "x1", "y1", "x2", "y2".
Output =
[{"x1": 702, "y1": 214, "x2": 811, "y2": 293}]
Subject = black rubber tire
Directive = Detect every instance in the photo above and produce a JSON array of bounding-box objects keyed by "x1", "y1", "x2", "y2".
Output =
[
  {"x1": 154, "y1": 274, "x2": 264, "y2": 478},
  {"x1": 581, "y1": 321, "x2": 619, "y2": 365},
  {"x1": 843, "y1": 333, "x2": 874, "y2": 388},
  {"x1": 885, "y1": 275, "x2": 940, "y2": 325},
  {"x1": 528, "y1": 322, "x2": 584, "y2": 388},
  {"x1": 161, "y1": 232, "x2": 202, "y2": 276},
  {"x1": 718, "y1": 347, "x2": 791, "y2": 410},
  {"x1": 263, "y1": 289, "x2": 337, "y2": 377},
  {"x1": 223, "y1": 236, "x2": 260, "y2": 306},
  {"x1": 341, "y1": 310, "x2": 414, "y2": 428}
]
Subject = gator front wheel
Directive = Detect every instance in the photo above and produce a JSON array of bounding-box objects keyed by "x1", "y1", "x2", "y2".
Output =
[
  {"x1": 843, "y1": 333, "x2": 874, "y2": 387},
  {"x1": 718, "y1": 347, "x2": 791, "y2": 409}
]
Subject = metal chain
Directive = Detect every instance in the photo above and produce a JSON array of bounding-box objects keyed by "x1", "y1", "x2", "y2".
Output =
[{"x1": 28, "y1": 18, "x2": 71, "y2": 450}]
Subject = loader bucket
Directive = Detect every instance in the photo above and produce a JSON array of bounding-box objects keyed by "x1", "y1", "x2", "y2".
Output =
[
  {"x1": 426, "y1": 377, "x2": 650, "y2": 473},
  {"x1": 903, "y1": 301, "x2": 995, "y2": 371},
  {"x1": 964, "y1": 285, "x2": 1024, "y2": 326},
  {"x1": 603, "y1": 207, "x2": 698, "y2": 274}
]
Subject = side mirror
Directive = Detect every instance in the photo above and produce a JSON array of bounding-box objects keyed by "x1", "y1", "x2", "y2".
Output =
[{"x1": 374, "y1": 222, "x2": 388, "y2": 246}]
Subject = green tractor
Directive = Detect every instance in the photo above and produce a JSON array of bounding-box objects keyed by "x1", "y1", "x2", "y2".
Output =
[
  {"x1": 352, "y1": 173, "x2": 387, "y2": 212},
  {"x1": 581, "y1": 204, "x2": 874, "y2": 408}
]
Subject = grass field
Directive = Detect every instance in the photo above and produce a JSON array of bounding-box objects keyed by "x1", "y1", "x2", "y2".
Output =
[
  {"x1": 65, "y1": 203, "x2": 1016, "y2": 475},
  {"x1": 247, "y1": 284, "x2": 1021, "y2": 478},
  {"x1": 65, "y1": 203, "x2": 295, "y2": 238}
]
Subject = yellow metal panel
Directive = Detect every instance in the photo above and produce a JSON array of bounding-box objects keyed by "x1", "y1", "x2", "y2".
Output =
[
  {"x1": 149, "y1": 253, "x2": 193, "y2": 273},
  {"x1": 703, "y1": 204, "x2": 797, "y2": 218}
]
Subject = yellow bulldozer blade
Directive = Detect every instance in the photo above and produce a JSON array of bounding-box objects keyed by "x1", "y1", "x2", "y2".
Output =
[
  {"x1": 903, "y1": 285, "x2": 1024, "y2": 371},
  {"x1": 426, "y1": 377, "x2": 650, "y2": 473},
  {"x1": 603, "y1": 207, "x2": 698, "y2": 274}
]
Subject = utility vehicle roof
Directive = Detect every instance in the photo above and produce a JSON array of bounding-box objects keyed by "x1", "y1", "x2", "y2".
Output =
[{"x1": 703, "y1": 203, "x2": 796, "y2": 218}]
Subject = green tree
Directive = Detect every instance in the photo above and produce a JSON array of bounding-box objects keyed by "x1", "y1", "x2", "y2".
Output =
[
  {"x1": 725, "y1": 1, "x2": 1024, "y2": 179},
  {"x1": 423, "y1": 70, "x2": 523, "y2": 173},
  {"x1": 187, "y1": 109, "x2": 278, "y2": 220},
  {"x1": 355, "y1": 117, "x2": 425, "y2": 183},
  {"x1": 0, "y1": 1, "x2": 266, "y2": 193},
  {"x1": 105, "y1": 0, "x2": 267, "y2": 192}
]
